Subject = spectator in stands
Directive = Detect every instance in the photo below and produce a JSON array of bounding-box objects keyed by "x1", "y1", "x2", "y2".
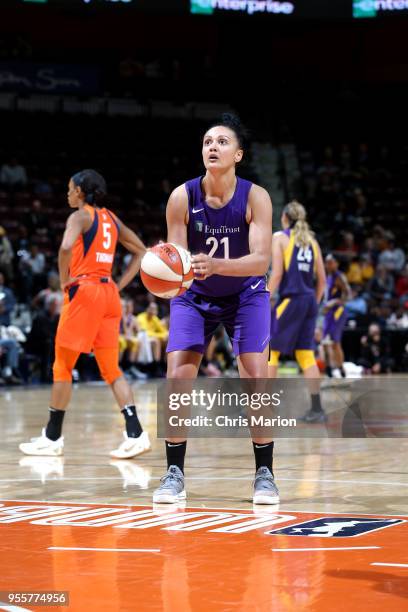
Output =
[
  {"x1": 119, "y1": 299, "x2": 146, "y2": 380},
  {"x1": 27, "y1": 199, "x2": 49, "y2": 237},
  {"x1": 361, "y1": 254, "x2": 375, "y2": 285},
  {"x1": 317, "y1": 146, "x2": 339, "y2": 176},
  {"x1": 369, "y1": 302, "x2": 392, "y2": 329},
  {"x1": 0, "y1": 157, "x2": 27, "y2": 191},
  {"x1": 347, "y1": 254, "x2": 374, "y2": 287},
  {"x1": 396, "y1": 264, "x2": 408, "y2": 304},
  {"x1": 32, "y1": 272, "x2": 63, "y2": 315},
  {"x1": 33, "y1": 178, "x2": 53, "y2": 198},
  {"x1": 378, "y1": 235, "x2": 406, "y2": 273},
  {"x1": 347, "y1": 257, "x2": 364, "y2": 287},
  {"x1": 348, "y1": 190, "x2": 369, "y2": 238},
  {"x1": 372, "y1": 225, "x2": 388, "y2": 256},
  {"x1": 369, "y1": 265, "x2": 394, "y2": 303},
  {"x1": 137, "y1": 301, "x2": 168, "y2": 365},
  {"x1": 0, "y1": 272, "x2": 16, "y2": 326},
  {"x1": 333, "y1": 201, "x2": 349, "y2": 234},
  {"x1": 13, "y1": 224, "x2": 30, "y2": 255},
  {"x1": 345, "y1": 286, "x2": 367, "y2": 322},
  {"x1": 387, "y1": 306, "x2": 408, "y2": 330},
  {"x1": 24, "y1": 296, "x2": 59, "y2": 383},
  {"x1": 358, "y1": 323, "x2": 393, "y2": 374},
  {"x1": 361, "y1": 237, "x2": 378, "y2": 264},
  {"x1": 0, "y1": 339, "x2": 22, "y2": 384},
  {"x1": 0, "y1": 323, "x2": 25, "y2": 384},
  {"x1": 19, "y1": 242, "x2": 46, "y2": 300},
  {"x1": 335, "y1": 231, "x2": 359, "y2": 262},
  {"x1": 0, "y1": 226, "x2": 15, "y2": 281}
]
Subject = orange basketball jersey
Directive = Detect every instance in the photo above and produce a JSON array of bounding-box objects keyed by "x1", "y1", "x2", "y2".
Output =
[{"x1": 70, "y1": 205, "x2": 119, "y2": 279}]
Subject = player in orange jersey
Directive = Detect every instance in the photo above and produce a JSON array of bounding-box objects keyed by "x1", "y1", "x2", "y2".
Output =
[{"x1": 20, "y1": 169, "x2": 150, "y2": 459}]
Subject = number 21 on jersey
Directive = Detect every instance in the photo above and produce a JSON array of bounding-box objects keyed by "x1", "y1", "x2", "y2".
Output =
[{"x1": 206, "y1": 236, "x2": 230, "y2": 259}]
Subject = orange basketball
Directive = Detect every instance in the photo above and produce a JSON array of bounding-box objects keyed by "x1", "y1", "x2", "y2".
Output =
[{"x1": 140, "y1": 242, "x2": 194, "y2": 299}]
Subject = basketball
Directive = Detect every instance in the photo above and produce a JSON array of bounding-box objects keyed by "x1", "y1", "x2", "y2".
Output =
[{"x1": 140, "y1": 242, "x2": 194, "y2": 298}]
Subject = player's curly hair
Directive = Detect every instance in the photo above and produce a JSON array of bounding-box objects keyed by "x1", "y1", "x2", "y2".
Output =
[
  {"x1": 283, "y1": 200, "x2": 315, "y2": 248},
  {"x1": 71, "y1": 169, "x2": 107, "y2": 206},
  {"x1": 207, "y1": 113, "x2": 248, "y2": 149}
]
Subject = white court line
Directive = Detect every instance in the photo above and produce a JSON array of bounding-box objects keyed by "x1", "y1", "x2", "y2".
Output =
[
  {"x1": 184, "y1": 477, "x2": 408, "y2": 488},
  {"x1": 371, "y1": 562, "x2": 408, "y2": 568},
  {"x1": 49, "y1": 547, "x2": 160, "y2": 553},
  {"x1": 3, "y1": 476, "x2": 408, "y2": 487},
  {"x1": 1, "y1": 499, "x2": 408, "y2": 519},
  {"x1": 272, "y1": 546, "x2": 381, "y2": 552}
]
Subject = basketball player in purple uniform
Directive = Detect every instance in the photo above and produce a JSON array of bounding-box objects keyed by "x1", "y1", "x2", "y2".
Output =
[
  {"x1": 153, "y1": 114, "x2": 278, "y2": 505},
  {"x1": 322, "y1": 254, "x2": 351, "y2": 378},
  {"x1": 268, "y1": 201, "x2": 327, "y2": 423}
]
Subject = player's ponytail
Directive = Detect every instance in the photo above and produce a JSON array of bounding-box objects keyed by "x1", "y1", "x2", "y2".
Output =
[
  {"x1": 71, "y1": 169, "x2": 107, "y2": 206},
  {"x1": 283, "y1": 200, "x2": 314, "y2": 248}
]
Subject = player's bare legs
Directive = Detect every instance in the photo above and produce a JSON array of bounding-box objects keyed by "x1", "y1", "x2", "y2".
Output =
[
  {"x1": 303, "y1": 363, "x2": 321, "y2": 394},
  {"x1": 111, "y1": 375, "x2": 136, "y2": 407},
  {"x1": 166, "y1": 349, "x2": 202, "y2": 444},
  {"x1": 299, "y1": 356, "x2": 327, "y2": 424},
  {"x1": 167, "y1": 350, "x2": 202, "y2": 379},
  {"x1": 332, "y1": 342, "x2": 345, "y2": 375},
  {"x1": 50, "y1": 382, "x2": 72, "y2": 411},
  {"x1": 237, "y1": 347, "x2": 279, "y2": 504},
  {"x1": 237, "y1": 347, "x2": 268, "y2": 378},
  {"x1": 237, "y1": 347, "x2": 271, "y2": 444},
  {"x1": 150, "y1": 337, "x2": 162, "y2": 362},
  {"x1": 153, "y1": 350, "x2": 202, "y2": 503},
  {"x1": 268, "y1": 364, "x2": 278, "y2": 378}
]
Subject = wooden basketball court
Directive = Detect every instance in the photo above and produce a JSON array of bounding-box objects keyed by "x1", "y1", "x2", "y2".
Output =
[{"x1": 0, "y1": 382, "x2": 407, "y2": 611}]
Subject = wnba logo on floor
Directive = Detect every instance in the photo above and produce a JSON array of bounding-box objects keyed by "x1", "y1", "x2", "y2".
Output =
[{"x1": 266, "y1": 517, "x2": 405, "y2": 537}]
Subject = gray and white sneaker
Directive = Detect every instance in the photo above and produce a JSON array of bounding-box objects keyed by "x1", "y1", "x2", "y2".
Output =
[
  {"x1": 300, "y1": 409, "x2": 328, "y2": 424},
  {"x1": 253, "y1": 467, "x2": 280, "y2": 505},
  {"x1": 153, "y1": 465, "x2": 186, "y2": 504}
]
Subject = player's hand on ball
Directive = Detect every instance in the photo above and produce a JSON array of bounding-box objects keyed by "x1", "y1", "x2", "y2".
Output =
[{"x1": 191, "y1": 253, "x2": 215, "y2": 280}]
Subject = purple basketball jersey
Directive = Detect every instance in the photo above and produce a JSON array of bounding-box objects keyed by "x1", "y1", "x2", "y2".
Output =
[
  {"x1": 323, "y1": 271, "x2": 347, "y2": 342},
  {"x1": 278, "y1": 228, "x2": 316, "y2": 297},
  {"x1": 185, "y1": 176, "x2": 264, "y2": 297},
  {"x1": 326, "y1": 271, "x2": 342, "y2": 305}
]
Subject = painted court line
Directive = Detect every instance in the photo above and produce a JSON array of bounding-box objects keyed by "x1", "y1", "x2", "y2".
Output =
[
  {"x1": 4, "y1": 477, "x2": 408, "y2": 486},
  {"x1": 49, "y1": 546, "x2": 161, "y2": 553},
  {"x1": 272, "y1": 546, "x2": 381, "y2": 552},
  {"x1": 1, "y1": 499, "x2": 408, "y2": 519},
  {"x1": 371, "y1": 562, "x2": 408, "y2": 568}
]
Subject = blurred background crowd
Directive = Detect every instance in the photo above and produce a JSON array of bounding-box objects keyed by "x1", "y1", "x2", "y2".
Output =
[{"x1": 0, "y1": 2, "x2": 407, "y2": 383}]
